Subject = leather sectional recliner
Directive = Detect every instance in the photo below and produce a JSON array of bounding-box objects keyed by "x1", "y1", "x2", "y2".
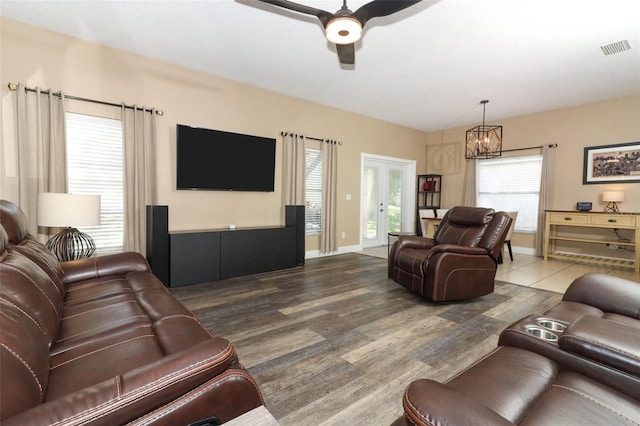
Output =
[
  {"x1": 0, "y1": 200, "x2": 264, "y2": 425},
  {"x1": 399, "y1": 272, "x2": 640, "y2": 425}
]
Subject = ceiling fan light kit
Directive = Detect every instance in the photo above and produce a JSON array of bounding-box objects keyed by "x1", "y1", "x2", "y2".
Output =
[
  {"x1": 465, "y1": 100, "x2": 503, "y2": 160},
  {"x1": 256, "y1": 0, "x2": 422, "y2": 65},
  {"x1": 325, "y1": 16, "x2": 362, "y2": 44}
]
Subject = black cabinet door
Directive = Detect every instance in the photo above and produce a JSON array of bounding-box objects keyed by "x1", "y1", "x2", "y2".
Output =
[
  {"x1": 262, "y1": 227, "x2": 296, "y2": 272},
  {"x1": 170, "y1": 232, "x2": 220, "y2": 287},
  {"x1": 220, "y1": 230, "x2": 261, "y2": 279}
]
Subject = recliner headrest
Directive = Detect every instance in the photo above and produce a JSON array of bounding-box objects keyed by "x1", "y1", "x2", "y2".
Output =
[
  {"x1": 0, "y1": 200, "x2": 31, "y2": 244},
  {"x1": 445, "y1": 206, "x2": 495, "y2": 226}
]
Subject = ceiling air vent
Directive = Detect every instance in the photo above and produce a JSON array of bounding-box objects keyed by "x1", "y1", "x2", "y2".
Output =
[{"x1": 600, "y1": 40, "x2": 631, "y2": 55}]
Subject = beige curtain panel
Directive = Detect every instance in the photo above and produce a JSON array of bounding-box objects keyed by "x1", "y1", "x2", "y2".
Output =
[
  {"x1": 321, "y1": 139, "x2": 338, "y2": 254},
  {"x1": 536, "y1": 145, "x2": 554, "y2": 256},
  {"x1": 282, "y1": 132, "x2": 306, "y2": 205},
  {"x1": 463, "y1": 158, "x2": 477, "y2": 207},
  {"x1": 122, "y1": 104, "x2": 157, "y2": 256},
  {"x1": 14, "y1": 83, "x2": 68, "y2": 240}
]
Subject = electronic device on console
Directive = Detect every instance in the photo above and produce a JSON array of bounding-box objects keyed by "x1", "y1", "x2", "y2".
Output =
[{"x1": 576, "y1": 202, "x2": 592, "y2": 211}]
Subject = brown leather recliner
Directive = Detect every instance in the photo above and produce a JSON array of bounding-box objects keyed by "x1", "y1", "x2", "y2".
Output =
[{"x1": 388, "y1": 206, "x2": 511, "y2": 302}]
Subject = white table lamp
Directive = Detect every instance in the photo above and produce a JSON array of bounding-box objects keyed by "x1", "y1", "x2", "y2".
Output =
[{"x1": 602, "y1": 191, "x2": 624, "y2": 214}]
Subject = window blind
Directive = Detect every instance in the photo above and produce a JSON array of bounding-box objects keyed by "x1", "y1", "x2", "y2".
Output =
[
  {"x1": 477, "y1": 155, "x2": 542, "y2": 232},
  {"x1": 305, "y1": 148, "x2": 322, "y2": 234},
  {"x1": 66, "y1": 112, "x2": 124, "y2": 254}
]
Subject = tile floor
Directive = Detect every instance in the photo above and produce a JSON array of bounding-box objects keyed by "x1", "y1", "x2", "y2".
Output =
[{"x1": 360, "y1": 246, "x2": 640, "y2": 294}]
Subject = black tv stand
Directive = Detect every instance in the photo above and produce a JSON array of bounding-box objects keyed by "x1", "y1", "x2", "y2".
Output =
[{"x1": 146, "y1": 205, "x2": 305, "y2": 287}]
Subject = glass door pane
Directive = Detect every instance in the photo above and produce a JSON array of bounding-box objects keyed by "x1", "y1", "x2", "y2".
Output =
[
  {"x1": 362, "y1": 157, "x2": 413, "y2": 249},
  {"x1": 364, "y1": 165, "x2": 380, "y2": 240},
  {"x1": 387, "y1": 168, "x2": 403, "y2": 233}
]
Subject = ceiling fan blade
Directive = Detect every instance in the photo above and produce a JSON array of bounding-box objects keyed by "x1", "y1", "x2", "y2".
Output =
[
  {"x1": 353, "y1": 0, "x2": 422, "y2": 26},
  {"x1": 337, "y1": 43, "x2": 355, "y2": 65},
  {"x1": 256, "y1": 0, "x2": 334, "y2": 26}
]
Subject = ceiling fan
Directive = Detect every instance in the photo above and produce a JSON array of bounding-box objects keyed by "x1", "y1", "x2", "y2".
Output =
[{"x1": 256, "y1": 0, "x2": 422, "y2": 65}]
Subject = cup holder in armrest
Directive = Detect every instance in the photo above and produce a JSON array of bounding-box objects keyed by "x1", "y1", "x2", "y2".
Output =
[
  {"x1": 524, "y1": 325, "x2": 559, "y2": 342},
  {"x1": 499, "y1": 315, "x2": 569, "y2": 348},
  {"x1": 536, "y1": 319, "x2": 567, "y2": 333}
]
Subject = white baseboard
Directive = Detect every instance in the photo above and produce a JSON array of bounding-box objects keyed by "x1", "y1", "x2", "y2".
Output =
[
  {"x1": 511, "y1": 245, "x2": 537, "y2": 256},
  {"x1": 306, "y1": 244, "x2": 363, "y2": 259},
  {"x1": 306, "y1": 244, "x2": 537, "y2": 259}
]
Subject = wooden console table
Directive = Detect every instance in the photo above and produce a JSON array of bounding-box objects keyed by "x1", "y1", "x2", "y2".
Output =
[{"x1": 543, "y1": 210, "x2": 639, "y2": 273}]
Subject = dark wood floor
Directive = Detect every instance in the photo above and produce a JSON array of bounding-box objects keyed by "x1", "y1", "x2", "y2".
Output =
[{"x1": 171, "y1": 253, "x2": 562, "y2": 425}]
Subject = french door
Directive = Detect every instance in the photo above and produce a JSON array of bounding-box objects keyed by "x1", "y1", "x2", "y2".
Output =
[{"x1": 361, "y1": 155, "x2": 416, "y2": 248}]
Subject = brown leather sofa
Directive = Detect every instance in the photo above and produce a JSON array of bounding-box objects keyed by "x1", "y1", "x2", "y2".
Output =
[
  {"x1": 0, "y1": 200, "x2": 264, "y2": 425},
  {"x1": 399, "y1": 272, "x2": 640, "y2": 425},
  {"x1": 389, "y1": 206, "x2": 512, "y2": 301}
]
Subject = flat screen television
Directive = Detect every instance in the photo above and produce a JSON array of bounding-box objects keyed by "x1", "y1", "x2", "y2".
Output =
[{"x1": 176, "y1": 124, "x2": 276, "y2": 192}]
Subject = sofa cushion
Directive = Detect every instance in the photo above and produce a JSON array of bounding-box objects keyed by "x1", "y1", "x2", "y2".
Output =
[
  {"x1": 9, "y1": 236, "x2": 65, "y2": 295},
  {"x1": 55, "y1": 296, "x2": 153, "y2": 350},
  {"x1": 403, "y1": 346, "x2": 640, "y2": 425},
  {"x1": 0, "y1": 200, "x2": 30, "y2": 244},
  {"x1": 1, "y1": 200, "x2": 65, "y2": 294},
  {"x1": 46, "y1": 267, "x2": 232, "y2": 403},
  {"x1": 517, "y1": 370, "x2": 640, "y2": 425},
  {"x1": 0, "y1": 298, "x2": 51, "y2": 419},
  {"x1": 0, "y1": 251, "x2": 63, "y2": 344},
  {"x1": 559, "y1": 315, "x2": 640, "y2": 377},
  {"x1": 445, "y1": 346, "x2": 559, "y2": 422}
]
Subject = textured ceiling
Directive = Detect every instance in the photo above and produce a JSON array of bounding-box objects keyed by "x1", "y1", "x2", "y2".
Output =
[{"x1": 2, "y1": 0, "x2": 640, "y2": 132}]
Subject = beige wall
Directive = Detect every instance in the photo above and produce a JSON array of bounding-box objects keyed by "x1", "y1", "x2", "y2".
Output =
[
  {"x1": 2, "y1": 17, "x2": 639, "y2": 256},
  {"x1": 425, "y1": 95, "x2": 640, "y2": 252},
  {"x1": 0, "y1": 18, "x2": 426, "y2": 253}
]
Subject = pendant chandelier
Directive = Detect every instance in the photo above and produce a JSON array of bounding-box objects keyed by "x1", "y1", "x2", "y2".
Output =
[{"x1": 465, "y1": 100, "x2": 503, "y2": 160}]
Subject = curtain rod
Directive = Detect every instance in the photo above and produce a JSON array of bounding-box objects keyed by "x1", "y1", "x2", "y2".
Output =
[
  {"x1": 7, "y1": 83, "x2": 164, "y2": 116},
  {"x1": 502, "y1": 143, "x2": 557, "y2": 153},
  {"x1": 281, "y1": 131, "x2": 342, "y2": 145}
]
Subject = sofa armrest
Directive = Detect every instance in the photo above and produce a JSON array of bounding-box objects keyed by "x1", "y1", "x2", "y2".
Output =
[
  {"x1": 395, "y1": 235, "x2": 437, "y2": 251},
  {"x1": 389, "y1": 236, "x2": 438, "y2": 277},
  {"x1": 403, "y1": 379, "x2": 513, "y2": 426},
  {"x1": 563, "y1": 273, "x2": 640, "y2": 319},
  {"x1": 61, "y1": 252, "x2": 150, "y2": 285},
  {"x1": 559, "y1": 315, "x2": 640, "y2": 377},
  {"x1": 427, "y1": 244, "x2": 488, "y2": 257},
  {"x1": 3, "y1": 339, "x2": 238, "y2": 426}
]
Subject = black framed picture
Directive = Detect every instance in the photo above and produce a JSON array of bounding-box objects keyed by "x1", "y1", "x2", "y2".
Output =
[{"x1": 583, "y1": 141, "x2": 640, "y2": 184}]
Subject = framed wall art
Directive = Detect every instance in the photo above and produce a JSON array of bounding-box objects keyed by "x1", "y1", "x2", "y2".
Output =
[
  {"x1": 583, "y1": 141, "x2": 640, "y2": 184},
  {"x1": 426, "y1": 142, "x2": 462, "y2": 175}
]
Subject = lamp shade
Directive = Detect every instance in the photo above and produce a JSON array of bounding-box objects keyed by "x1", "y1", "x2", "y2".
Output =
[
  {"x1": 602, "y1": 191, "x2": 625, "y2": 203},
  {"x1": 37, "y1": 193, "x2": 100, "y2": 227}
]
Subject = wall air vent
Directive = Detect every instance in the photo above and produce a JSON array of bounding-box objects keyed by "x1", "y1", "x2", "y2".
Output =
[{"x1": 600, "y1": 40, "x2": 631, "y2": 55}]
